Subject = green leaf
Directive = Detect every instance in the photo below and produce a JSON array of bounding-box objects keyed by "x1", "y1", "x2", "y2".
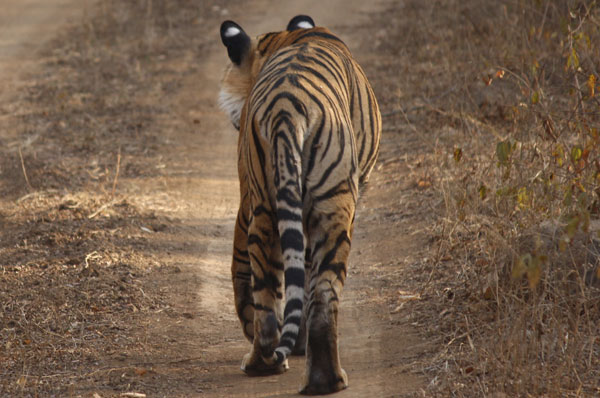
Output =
[
  {"x1": 567, "y1": 47, "x2": 580, "y2": 70},
  {"x1": 559, "y1": 238, "x2": 568, "y2": 252},
  {"x1": 478, "y1": 184, "x2": 487, "y2": 200},
  {"x1": 587, "y1": 74, "x2": 596, "y2": 97},
  {"x1": 527, "y1": 261, "x2": 542, "y2": 289},
  {"x1": 512, "y1": 254, "x2": 530, "y2": 279},
  {"x1": 571, "y1": 145, "x2": 583, "y2": 162},
  {"x1": 496, "y1": 140, "x2": 512, "y2": 164},
  {"x1": 531, "y1": 90, "x2": 540, "y2": 104},
  {"x1": 582, "y1": 210, "x2": 590, "y2": 233},
  {"x1": 514, "y1": 254, "x2": 545, "y2": 289},
  {"x1": 566, "y1": 215, "x2": 580, "y2": 239},
  {"x1": 453, "y1": 147, "x2": 463, "y2": 163},
  {"x1": 553, "y1": 144, "x2": 564, "y2": 167},
  {"x1": 563, "y1": 185, "x2": 573, "y2": 207},
  {"x1": 517, "y1": 187, "x2": 529, "y2": 209},
  {"x1": 512, "y1": 253, "x2": 543, "y2": 288}
]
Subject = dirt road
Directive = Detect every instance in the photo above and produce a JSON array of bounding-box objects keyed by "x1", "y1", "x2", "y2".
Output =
[
  {"x1": 0, "y1": 0, "x2": 87, "y2": 145},
  {"x1": 0, "y1": 1, "x2": 429, "y2": 397}
]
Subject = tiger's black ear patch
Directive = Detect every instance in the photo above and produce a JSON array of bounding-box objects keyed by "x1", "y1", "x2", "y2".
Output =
[
  {"x1": 286, "y1": 15, "x2": 315, "y2": 31},
  {"x1": 220, "y1": 20, "x2": 251, "y2": 65}
]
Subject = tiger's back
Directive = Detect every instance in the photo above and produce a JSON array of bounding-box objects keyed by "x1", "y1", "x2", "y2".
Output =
[{"x1": 218, "y1": 15, "x2": 381, "y2": 395}]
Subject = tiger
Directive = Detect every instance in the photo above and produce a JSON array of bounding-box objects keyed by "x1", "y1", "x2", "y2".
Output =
[{"x1": 218, "y1": 15, "x2": 381, "y2": 395}]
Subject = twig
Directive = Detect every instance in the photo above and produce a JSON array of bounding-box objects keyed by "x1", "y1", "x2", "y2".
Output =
[
  {"x1": 16, "y1": 189, "x2": 60, "y2": 204},
  {"x1": 445, "y1": 331, "x2": 469, "y2": 347},
  {"x1": 537, "y1": 1, "x2": 550, "y2": 40},
  {"x1": 88, "y1": 199, "x2": 117, "y2": 219},
  {"x1": 112, "y1": 146, "x2": 122, "y2": 197},
  {"x1": 84, "y1": 251, "x2": 101, "y2": 268},
  {"x1": 18, "y1": 146, "x2": 33, "y2": 191},
  {"x1": 392, "y1": 104, "x2": 418, "y2": 134}
]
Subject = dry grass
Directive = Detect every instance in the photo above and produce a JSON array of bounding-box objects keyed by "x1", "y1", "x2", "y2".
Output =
[
  {"x1": 0, "y1": 190, "x2": 175, "y2": 396},
  {"x1": 375, "y1": 0, "x2": 600, "y2": 396},
  {"x1": 0, "y1": 1, "x2": 230, "y2": 396}
]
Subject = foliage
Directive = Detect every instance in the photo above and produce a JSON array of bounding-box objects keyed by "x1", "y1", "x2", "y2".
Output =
[{"x1": 395, "y1": 0, "x2": 600, "y2": 396}]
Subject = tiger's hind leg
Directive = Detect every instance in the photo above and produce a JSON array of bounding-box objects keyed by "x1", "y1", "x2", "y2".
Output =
[
  {"x1": 240, "y1": 210, "x2": 287, "y2": 376},
  {"x1": 291, "y1": 248, "x2": 310, "y2": 356},
  {"x1": 300, "y1": 182, "x2": 356, "y2": 395},
  {"x1": 232, "y1": 205, "x2": 255, "y2": 342}
]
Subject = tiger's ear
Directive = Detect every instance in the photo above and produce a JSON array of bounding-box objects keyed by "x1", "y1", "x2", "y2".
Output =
[
  {"x1": 286, "y1": 15, "x2": 315, "y2": 31},
  {"x1": 220, "y1": 21, "x2": 251, "y2": 65}
]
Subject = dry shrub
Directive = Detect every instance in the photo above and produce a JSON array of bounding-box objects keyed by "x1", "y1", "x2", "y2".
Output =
[{"x1": 418, "y1": 0, "x2": 600, "y2": 396}]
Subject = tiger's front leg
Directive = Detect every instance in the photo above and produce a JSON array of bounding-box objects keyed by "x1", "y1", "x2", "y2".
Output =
[{"x1": 240, "y1": 211, "x2": 288, "y2": 376}]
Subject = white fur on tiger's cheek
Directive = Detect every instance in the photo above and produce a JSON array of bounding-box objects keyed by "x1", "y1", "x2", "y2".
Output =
[
  {"x1": 296, "y1": 21, "x2": 314, "y2": 29},
  {"x1": 218, "y1": 88, "x2": 245, "y2": 129},
  {"x1": 224, "y1": 26, "x2": 241, "y2": 37}
]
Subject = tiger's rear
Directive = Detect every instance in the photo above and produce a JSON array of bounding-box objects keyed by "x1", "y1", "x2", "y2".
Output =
[{"x1": 218, "y1": 15, "x2": 381, "y2": 395}]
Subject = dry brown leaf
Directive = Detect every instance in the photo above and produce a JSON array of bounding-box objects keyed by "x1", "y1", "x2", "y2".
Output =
[{"x1": 134, "y1": 368, "x2": 147, "y2": 376}]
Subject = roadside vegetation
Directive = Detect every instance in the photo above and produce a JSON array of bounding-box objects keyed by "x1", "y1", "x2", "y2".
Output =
[{"x1": 377, "y1": 0, "x2": 599, "y2": 396}]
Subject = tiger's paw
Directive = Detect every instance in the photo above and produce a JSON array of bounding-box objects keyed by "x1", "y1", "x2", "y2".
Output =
[
  {"x1": 241, "y1": 352, "x2": 288, "y2": 376},
  {"x1": 299, "y1": 367, "x2": 348, "y2": 395}
]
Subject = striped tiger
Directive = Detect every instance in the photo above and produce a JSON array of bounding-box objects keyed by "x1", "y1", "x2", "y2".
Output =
[{"x1": 218, "y1": 15, "x2": 381, "y2": 395}]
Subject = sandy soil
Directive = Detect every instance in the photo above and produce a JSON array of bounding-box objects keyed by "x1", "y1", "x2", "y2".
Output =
[{"x1": 0, "y1": 1, "x2": 432, "y2": 397}]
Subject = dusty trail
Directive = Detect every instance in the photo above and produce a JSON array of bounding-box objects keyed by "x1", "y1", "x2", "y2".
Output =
[
  {"x1": 0, "y1": 0, "x2": 87, "y2": 145},
  {"x1": 168, "y1": 1, "x2": 425, "y2": 396},
  {"x1": 0, "y1": 0, "x2": 86, "y2": 65},
  {"x1": 0, "y1": 0, "x2": 428, "y2": 397}
]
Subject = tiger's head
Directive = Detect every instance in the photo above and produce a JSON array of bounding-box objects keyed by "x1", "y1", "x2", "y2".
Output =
[{"x1": 218, "y1": 15, "x2": 316, "y2": 130}]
